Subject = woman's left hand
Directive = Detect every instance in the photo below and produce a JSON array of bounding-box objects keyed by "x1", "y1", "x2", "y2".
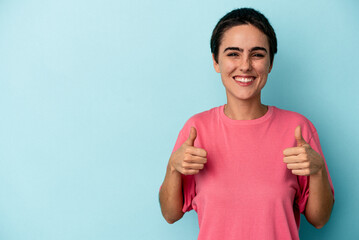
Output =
[{"x1": 283, "y1": 126, "x2": 324, "y2": 176}]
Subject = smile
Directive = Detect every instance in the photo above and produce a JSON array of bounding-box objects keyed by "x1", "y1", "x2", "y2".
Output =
[{"x1": 233, "y1": 76, "x2": 255, "y2": 84}]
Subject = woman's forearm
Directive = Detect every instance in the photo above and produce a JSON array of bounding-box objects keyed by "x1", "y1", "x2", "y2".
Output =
[
  {"x1": 304, "y1": 166, "x2": 334, "y2": 228},
  {"x1": 159, "y1": 163, "x2": 184, "y2": 224}
]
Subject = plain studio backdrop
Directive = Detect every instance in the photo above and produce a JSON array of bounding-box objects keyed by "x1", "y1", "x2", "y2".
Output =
[{"x1": 0, "y1": 0, "x2": 358, "y2": 239}]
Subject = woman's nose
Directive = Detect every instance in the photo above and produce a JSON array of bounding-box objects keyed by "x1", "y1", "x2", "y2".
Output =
[{"x1": 239, "y1": 57, "x2": 252, "y2": 72}]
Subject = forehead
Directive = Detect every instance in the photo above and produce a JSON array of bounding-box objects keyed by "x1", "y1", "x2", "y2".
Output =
[{"x1": 220, "y1": 24, "x2": 269, "y2": 50}]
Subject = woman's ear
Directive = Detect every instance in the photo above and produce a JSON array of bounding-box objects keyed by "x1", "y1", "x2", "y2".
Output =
[
  {"x1": 268, "y1": 59, "x2": 274, "y2": 73},
  {"x1": 212, "y1": 54, "x2": 220, "y2": 73}
]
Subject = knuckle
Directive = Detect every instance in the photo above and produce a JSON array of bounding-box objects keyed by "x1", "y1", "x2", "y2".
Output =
[
  {"x1": 204, "y1": 150, "x2": 208, "y2": 157},
  {"x1": 183, "y1": 169, "x2": 192, "y2": 175},
  {"x1": 184, "y1": 146, "x2": 193, "y2": 154},
  {"x1": 184, "y1": 170, "x2": 192, "y2": 175}
]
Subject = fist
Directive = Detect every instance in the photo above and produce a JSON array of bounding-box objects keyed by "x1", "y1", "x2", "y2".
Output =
[
  {"x1": 283, "y1": 126, "x2": 324, "y2": 176},
  {"x1": 170, "y1": 127, "x2": 207, "y2": 175}
]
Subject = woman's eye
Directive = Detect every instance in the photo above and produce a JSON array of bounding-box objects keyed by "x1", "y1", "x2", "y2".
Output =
[
  {"x1": 253, "y1": 53, "x2": 264, "y2": 58},
  {"x1": 227, "y1": 52, "x2": 238, "y2": 57}
]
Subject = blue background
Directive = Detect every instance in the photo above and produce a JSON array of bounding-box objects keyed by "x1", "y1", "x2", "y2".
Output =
[{"x1": 0, "y1": 0, "x2": 358, "y2": 239}]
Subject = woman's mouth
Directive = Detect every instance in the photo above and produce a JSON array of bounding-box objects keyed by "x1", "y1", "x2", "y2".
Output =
[{"x1": 233, "y1": 76, "x2": 255, "y2": 86}]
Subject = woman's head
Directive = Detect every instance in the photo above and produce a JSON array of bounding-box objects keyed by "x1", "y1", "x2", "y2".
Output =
[{"x1": 210, "y1": 8, "x2": 277, "y2": 66}]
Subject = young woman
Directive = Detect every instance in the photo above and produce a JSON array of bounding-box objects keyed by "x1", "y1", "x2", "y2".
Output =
[{"x1": 159, "y1": 8, "x2": 334, "y2": 239}]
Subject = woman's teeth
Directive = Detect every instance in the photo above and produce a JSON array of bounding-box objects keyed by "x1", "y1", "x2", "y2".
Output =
[{"x1": 233, "y1": 77, "x2": 254, "y2": 83}]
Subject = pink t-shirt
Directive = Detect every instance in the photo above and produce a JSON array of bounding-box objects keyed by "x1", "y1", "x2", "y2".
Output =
[{"x1": 172, "y1": 105, "x2": 334, "y2": 240}]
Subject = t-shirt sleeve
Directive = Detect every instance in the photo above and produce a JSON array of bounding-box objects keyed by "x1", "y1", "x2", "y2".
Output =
[
  {"x1": 171, "y1": 121, "x2": 196, "y2": 213},
  {"x1": 296, "y1": 127, "x2": 335, "y2": 213}
]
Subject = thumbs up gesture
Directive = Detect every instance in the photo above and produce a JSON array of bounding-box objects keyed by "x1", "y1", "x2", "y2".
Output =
[
  {"x1": 169, "y1": 127, "x2": 208, "y2": 175},
  {"x1": 283, "y1": 126, "x2": 324, "y2": 176}
]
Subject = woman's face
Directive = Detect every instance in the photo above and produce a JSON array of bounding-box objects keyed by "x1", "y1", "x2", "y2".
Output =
[{"x1": 213, "y1": 24, "x2": 273, "y2": 102}]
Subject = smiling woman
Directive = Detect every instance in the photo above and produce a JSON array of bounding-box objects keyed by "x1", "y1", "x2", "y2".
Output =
[
  {"x1": 159, "y1": 8, "x2": 334, "y2": 240},
  {"x1": 213, "y1": 24, "x2": 272, "y2": 115}
]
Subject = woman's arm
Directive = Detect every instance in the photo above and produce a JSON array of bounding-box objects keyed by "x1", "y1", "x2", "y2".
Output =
[
  {"x1": 159, "y1": 164, "x2": 185, "y2": 224},
  {"x1": 159, "y1": 127, "x2": 207, "y2": 224},
  {"x1": 283, "y1": 126, "x2": 334, "y2": 228},
  {"x1": 304, "y1": 166, "x2": 334, "y2": 228}
]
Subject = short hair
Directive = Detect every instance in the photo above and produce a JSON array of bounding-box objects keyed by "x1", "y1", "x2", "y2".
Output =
[{"x1": 210, "y1": 8, "x2": 277, "y2": 65}]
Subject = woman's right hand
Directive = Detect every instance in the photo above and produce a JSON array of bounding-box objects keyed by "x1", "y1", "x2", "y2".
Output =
[{"x1": 169, "y1": 127, "x2": 207, "y2": 175}]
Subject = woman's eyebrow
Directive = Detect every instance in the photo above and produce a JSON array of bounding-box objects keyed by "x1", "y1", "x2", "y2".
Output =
[
  {"x1": 251, "y1": 47, "x2": 267, "y2": 52},
  {"x1": 223, "y1": 46, "x2": 267, "y2": 53},
  {"x1": 223, "y1": 47, "x2": 243, "y2": 53}
]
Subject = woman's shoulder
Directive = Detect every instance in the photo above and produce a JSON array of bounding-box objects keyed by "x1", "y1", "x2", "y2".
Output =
[
  {"x1": 187, "y1": 105, "x2": 222, "y2": 121},
  {"x1": 271, "y1": 106, "x2": 317, "y2": 134},
  {"x1": 181, "y1": 105, "x2": 222, "y2": 129},
  {"x1": 175, "y1": 106, "x2": 222, "y2": 139},
  {"x1": 272, "y1": 106, "x2": 307, "y2": 119}
]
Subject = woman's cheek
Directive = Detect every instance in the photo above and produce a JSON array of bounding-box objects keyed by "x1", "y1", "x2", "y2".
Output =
[{"x1": 224, "y1": 61, "x2": 237, "y2": 75}]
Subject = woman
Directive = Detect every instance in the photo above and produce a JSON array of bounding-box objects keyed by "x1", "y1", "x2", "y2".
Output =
[{"x1": 159, "y1": 8, "x2": 334, "y2": 239}]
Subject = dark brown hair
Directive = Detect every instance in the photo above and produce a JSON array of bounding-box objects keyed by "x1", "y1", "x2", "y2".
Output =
[{"x1": 210, "y1": 8, "x2": 277, "y2": 65}]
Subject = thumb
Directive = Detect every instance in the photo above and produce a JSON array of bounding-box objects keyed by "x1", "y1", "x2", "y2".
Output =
[
  {"x1": 295, "y1": 125, "x2": 307, "y2": 146},
  {"x1": 185, "y1": 127, "x2": 197, "y2": 146}
]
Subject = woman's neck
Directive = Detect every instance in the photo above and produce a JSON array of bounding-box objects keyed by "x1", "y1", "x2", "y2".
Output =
[{"x1": 224, "y1": 98, "x2": 268, "y2": 120}]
